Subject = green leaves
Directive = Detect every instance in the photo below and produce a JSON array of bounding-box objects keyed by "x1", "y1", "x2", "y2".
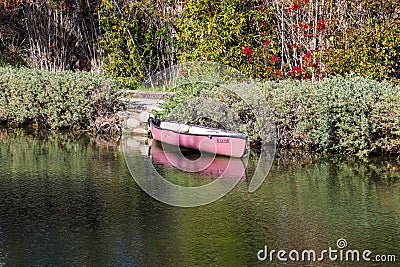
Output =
[
  {"x1": 265, "y1": 76, "x2": 400, "y2": 155},
  {"x1": 326, "y1": 23, "x2": 400, "y2": 81},
  {"x1": 158, "y1": 75, "x2": 400, "y2": 156},
  {"x1": 177, "y1": 0, "x2": 277, "y2": 79},
  {"x1": 0, "y1": 67, "x2": 122, "y2": 131},
  {"x1": 99, "y1": 0, "x2": 177, "y2": 89}
]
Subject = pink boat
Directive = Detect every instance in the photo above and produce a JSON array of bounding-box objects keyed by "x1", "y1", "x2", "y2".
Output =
[
  {"x1": 150, "y1": 139, "x2": 246, "y2": 180},
  {"x1": 148, "y1": 118, "x2": 248, "y2": 158}
]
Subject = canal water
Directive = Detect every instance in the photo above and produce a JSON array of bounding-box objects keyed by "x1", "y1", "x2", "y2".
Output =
[{"x1": 0, "y1": 128, "x2": 399, "y2": 266}]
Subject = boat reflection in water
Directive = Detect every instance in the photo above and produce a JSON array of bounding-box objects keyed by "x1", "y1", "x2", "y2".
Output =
[{"x1": 150, "y1": 139, "x2": 247, "y2": 181}]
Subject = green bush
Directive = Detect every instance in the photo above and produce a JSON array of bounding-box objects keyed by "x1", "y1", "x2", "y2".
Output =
[
  {"x1": 325, "y1": 22, "x2": 400, "y2": 81},
  {"x1": 177, "y1": 0, "x2": 279, "y2": 80},
  {"x1": 155, "y1": 75, "x2": 400, "y2": 156},
  {"x1": 99, "y1": 0, "x2": 177, "y2": 89},
  {"x1": 264, "y1": 76, "x2": 400, "y2": 156},
  {"x1": 0, "y1": 67, "x2": 123, "y2": 132}
]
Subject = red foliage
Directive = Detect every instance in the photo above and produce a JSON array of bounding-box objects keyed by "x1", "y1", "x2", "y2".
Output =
[
  {"x1": 298, "y1": 23, "x2": 310, "y2": 30},
  {"x1": 243, "y1": 45, "x2": 253, "y2": 58},
  {"x1": 270, "y1": 55, "x2": 280, "y2": 63},
  {"x1": 292, "y1": 65, "x2": 302, "y2": 75},
  {"x1": 291, "y1": 3, "x2": 300, "y2": 11},
  {"x1": 317, "y1": 20, "x2": 326, "y2": 31}
]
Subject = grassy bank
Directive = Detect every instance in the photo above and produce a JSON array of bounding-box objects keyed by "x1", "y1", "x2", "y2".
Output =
[
  {"x1": 0, "y1": 67, "x2": 124, "y2": 133},
  {"x1": 155, "y1": 75, "x2": 400, "y2": 156}
]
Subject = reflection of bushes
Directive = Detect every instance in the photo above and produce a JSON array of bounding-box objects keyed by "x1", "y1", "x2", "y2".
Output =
[
  {"x1": 262, "y1": 147, "x2": 400, "y2": 185},
  {"x1": 0, "y1": 126, "x2": 120, "y2": 157},
  {"x1": 0, "y1": 67, "x2": 124, "y2": 132},
  {"x1": 156, "y1": 75, "x2": 400, "y2": 156}
]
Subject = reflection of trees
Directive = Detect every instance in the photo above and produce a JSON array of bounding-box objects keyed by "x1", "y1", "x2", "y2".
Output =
[
  {"x1": 0, "y1": 129, "x2": 132, "y2": 265},
  {"x1": 0, "y1": 128, "x2": 185, "y2": 265},
  {"x1": 0, "y1": 128, "x2": 399, "y2": 265},
  {"x1": 262, "y1": 153, "x2": 400, "y2": 261},
  {"x1": 169, "y1": 151, "x2": 399, "y2": 266}
]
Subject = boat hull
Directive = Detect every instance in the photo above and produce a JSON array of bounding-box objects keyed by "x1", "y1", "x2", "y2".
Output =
[{"x1": 149, "y1": 120, "x2": 247, "y2": 158}]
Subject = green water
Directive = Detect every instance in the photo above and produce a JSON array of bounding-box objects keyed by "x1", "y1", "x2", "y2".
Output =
[{"x1": 0, "y1": 128, "x2": 399, "y2": 266}]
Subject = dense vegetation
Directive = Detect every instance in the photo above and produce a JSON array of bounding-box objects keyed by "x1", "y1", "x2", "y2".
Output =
[
  {"x1": 156, "y1": 76, "x2": 400, "y2": 156},
  {"x1": 177, "y1": 0, "x2": 399, "y2": 81},
  {"x1": 0, "y1": 0, "x2": 399, "y2": 85},
  {"x1": 0, "y1": 1, "x2": 399, "y2": 155},
  {"x1": 0, "y1": 0, "x2": 99, "y2": 71},
  {"x1": 0, "y1": 67, "x2": 123, "y2": 132},
  {"x1": 99, "y1": 0, "x2": 178, "y2": 88}
]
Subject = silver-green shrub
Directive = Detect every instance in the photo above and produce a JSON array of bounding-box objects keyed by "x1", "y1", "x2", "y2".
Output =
[
  {"x1": 264, "y1": 76, "x2": 400, "y2": 155},
  {"x1": 0, "y1": 67, "x2": 123, "y2": 132},
  {"x1": 156, "y1": 75, "x2": 400, "y2": 156}
]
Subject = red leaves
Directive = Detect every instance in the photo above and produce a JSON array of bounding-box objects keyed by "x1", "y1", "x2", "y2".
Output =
[
  {"x1": 263, "y1": 40, "x2": 270, "y2": 45},
  {"x1": 270, "y1": 55, "x2": 280, "y2": 63},
  {"x1": 286, "y1": 0, "x2": 310, "y2": 12},
  {"x1": 295, "y1": 21, "x2": 327, "y2": 32},
  {"x1": 286, "y1": 6, "x2": 298, "y2": 12},
  {"x1": 304, "y1": 51, "x2": 312, "y2": 59},
  {"x1": 272, "y1": 49, "x2": 320, "y2": 80},
  {"x1": 298, "y1": 23, "x2": 311, "y2": 30},
  {"x1": 287, "y1": 66, "x2": 302, "y2": 76},
  {"x1": 293, "y1": 66, "x2": 302, "y2": 75},
  {"x1": 243, "y1": 45, "x2": 253, "y2": 58},
  {"x1": 291, "y1": 3, "x2": 300, "y2": 11},
  {"x1": 317, "y1": 20, "x2": 327, "y2": 31}
]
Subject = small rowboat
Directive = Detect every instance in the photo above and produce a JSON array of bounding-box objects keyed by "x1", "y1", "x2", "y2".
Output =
[{"x1": 148, "y1": 118, "x2": 247, "y2": 158}]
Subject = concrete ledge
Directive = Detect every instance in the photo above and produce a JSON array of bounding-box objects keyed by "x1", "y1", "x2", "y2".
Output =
[{"x1": 126, "y1": 90, "x2": 175, "y2": 99}]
